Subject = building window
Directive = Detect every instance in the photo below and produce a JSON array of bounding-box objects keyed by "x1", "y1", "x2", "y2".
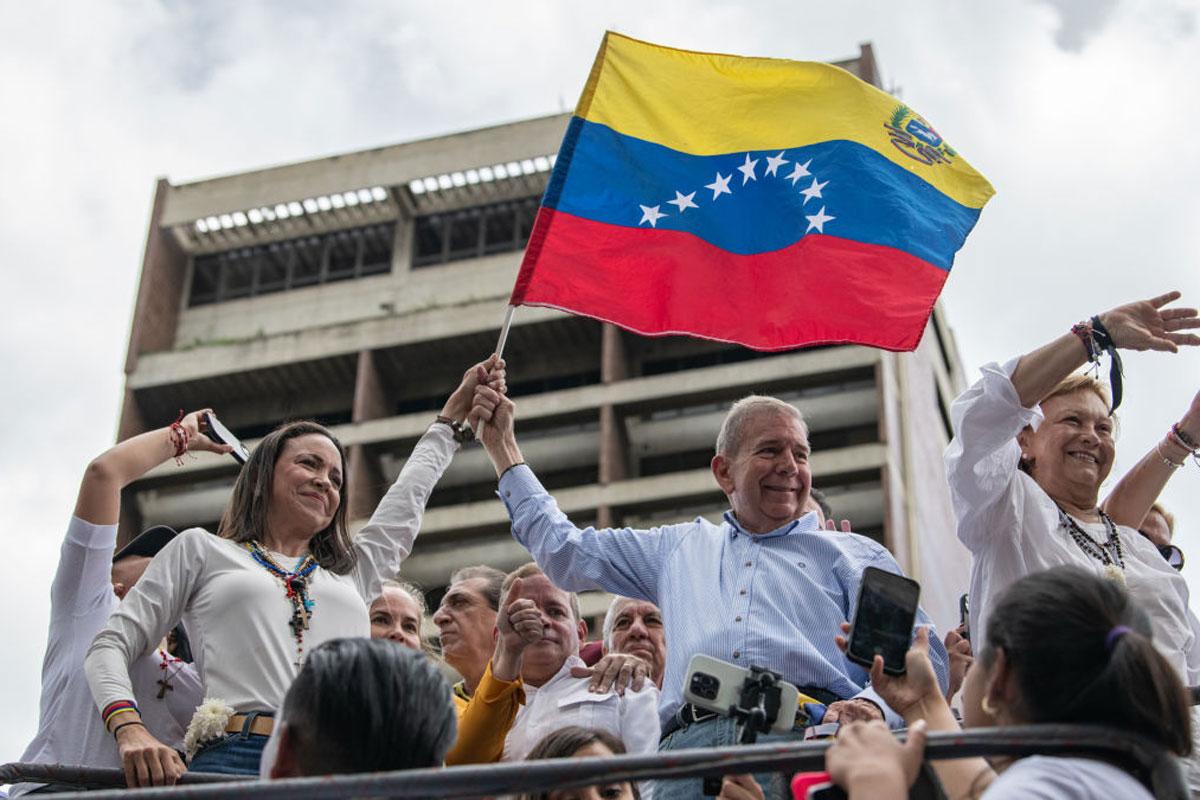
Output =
[
  {"x1": 188, "y1": 222, "x2": 395, "y2": 307},
  {"x1": 412, "y1": 197, "x2": 540, "y2": 268}
]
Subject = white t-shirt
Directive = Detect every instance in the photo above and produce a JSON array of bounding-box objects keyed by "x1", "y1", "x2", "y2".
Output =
[
  {"x1": 501, "y1": 655, "x2": 661, "y2": 762},
  {"x1": 14, "y1": 517, "x2": 202, "y2": 796},
  {"x1": 85, "y1": 425, "x2": 457, "y2": 717},
  {"x1": 945, "y1": 359, "x2": 1200, "y2": 684},
  {"x1": 984, "y1": 756, "x2": 1152, "y2": 799}
]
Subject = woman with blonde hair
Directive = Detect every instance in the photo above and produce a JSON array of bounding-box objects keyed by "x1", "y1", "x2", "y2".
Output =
[{"x1": 945, "y1": 291, "x2": 1200, "y2": 681}]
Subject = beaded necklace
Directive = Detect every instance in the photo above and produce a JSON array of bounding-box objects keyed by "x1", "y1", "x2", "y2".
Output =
[
  {"x1": 245, "y1": 541, "x2": 318, "y2": 666},
  {"x1": 1056, "y1": 506, "x2": 1126, "y2": 585}
]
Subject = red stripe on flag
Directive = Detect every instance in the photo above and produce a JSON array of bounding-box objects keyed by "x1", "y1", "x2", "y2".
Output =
[{"x1": 511, "y1": 209, "x2": 948, "y2": 352}]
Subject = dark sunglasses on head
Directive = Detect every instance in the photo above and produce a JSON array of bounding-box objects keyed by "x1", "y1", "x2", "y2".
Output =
[{"x1": 1159, "y1": 544, "x2": 1185, "y2": 571}]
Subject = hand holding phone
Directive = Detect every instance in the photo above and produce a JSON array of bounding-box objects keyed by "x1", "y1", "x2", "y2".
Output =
[
  {"x1": 201, "y1": 412, "x2": 251, "y2": 464},
  {"x1": 845, "y1": 567, "x2": 920, "y2": 676}
]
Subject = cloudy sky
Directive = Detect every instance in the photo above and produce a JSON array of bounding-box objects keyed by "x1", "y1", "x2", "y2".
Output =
[{"x1": 1, "y1": 0, "x2": 1198, "y2": 762}]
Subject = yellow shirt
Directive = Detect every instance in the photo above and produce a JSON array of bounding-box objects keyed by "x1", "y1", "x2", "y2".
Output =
[{"x1": 445, "y1": 662, "x2": 524, "y2": 765}]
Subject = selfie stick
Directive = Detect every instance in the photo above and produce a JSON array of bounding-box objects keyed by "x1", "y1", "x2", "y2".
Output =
[{"x1": 475, "y1": 305, "x2": 516, "y2": 440}]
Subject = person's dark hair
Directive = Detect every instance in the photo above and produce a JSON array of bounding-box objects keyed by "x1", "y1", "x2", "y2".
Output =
[
  {"x1": 520, "y1": 726, "x2": 639, "y2": 800},
  {"x1": 217, "y1": 420, "x2": 355, "y2": 574},
  {"x1": 809, "y1": 487, "x2": 833, "y2": 520},
  {"x1": 280, "y1": 637, "x2": 456, "y2": 774},
  {"x1": 449, "y1": 564, "x2": 507, "y2": 611},
  {"x1": 982, "y1": 566, "x2": 1191, "y2": 756}
]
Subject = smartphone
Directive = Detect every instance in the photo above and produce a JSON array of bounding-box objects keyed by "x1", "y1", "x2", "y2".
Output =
[
  {"x1": 959, "y1": 593, "x2": 970, "y2": 641},
  {"x1": 201, "y1": 412, "x2": 251, "y2": 464},
  {"x1": 846, "y1": 566, "x2": 921, "y2": 676},
  {"x1": 683, "y1": 654, "x2": 800, "y2": 735}
]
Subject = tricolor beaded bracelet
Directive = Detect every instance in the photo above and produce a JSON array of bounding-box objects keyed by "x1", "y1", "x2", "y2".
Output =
[{"x1": 101, "y1": 699, "x2": 140, "y2": 729}]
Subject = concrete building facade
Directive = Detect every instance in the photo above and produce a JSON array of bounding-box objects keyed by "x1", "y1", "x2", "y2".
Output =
[{"x1": 117, "y1": 44, "x2": 972, "y2": 631}]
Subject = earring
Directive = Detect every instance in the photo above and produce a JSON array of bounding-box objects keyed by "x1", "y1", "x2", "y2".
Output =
[{"x1": 981, "y1": 696, "x2": 999, "y2": 716}]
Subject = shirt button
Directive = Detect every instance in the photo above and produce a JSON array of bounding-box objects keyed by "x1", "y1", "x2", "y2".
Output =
[
  {"x1": 739, "y1": 589, "x2": 747, "y2": 596},
  {"x1": 732, "y1": 651, "x2": 741, "y2": 659},
  {"x1": 505, "y1": 490, "x2": 512, "y2": 498},
  {"x1": 735, "y1": 616, "x2": 743, "y2": 622},
  {"x1": 797, "y1": 561, "x2": 807, "y2": 569},
  {"x1": 744, "y1": 561, "x2": 752, "y2": 567}
]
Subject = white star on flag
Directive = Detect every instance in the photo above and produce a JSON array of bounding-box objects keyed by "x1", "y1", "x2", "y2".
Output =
[
  {"x1": 639, "y1": 204, "x2": 668, "y2": 227},
  {"x1": 805, "y1": 206, "x2": 835, "y2": 233},
  {"x1": 786, "y1": 159, "x2": 813, "y2": 186},
  {"x1": 705, "y1": 172, "x2": 733, "y2": 200},
  {"x1": 765, "y1": 152, "x2": 789, "y2": 176},
  {"x1": 667, "y1": 190, "x2": 698, "y2": 213},
  {"x1": 800, "y1": 177, "x2": 828, "y2": 204},
  {"x1": 737, "y1": 154, "x2": 759, "y2": 185}
]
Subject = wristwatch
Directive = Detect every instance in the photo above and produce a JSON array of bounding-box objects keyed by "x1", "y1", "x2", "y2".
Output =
[{"x1": 435, "y1": 415, "x2": 476, "y2": 444}]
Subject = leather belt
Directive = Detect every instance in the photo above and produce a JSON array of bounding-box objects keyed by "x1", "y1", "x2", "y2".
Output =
[{"x1": 225, "y1": 712, "x2": 274, "y2": 737}]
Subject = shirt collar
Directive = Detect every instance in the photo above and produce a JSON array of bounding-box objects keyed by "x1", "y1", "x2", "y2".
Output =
[{"x1": 723, "y1": 510, "x2": 820, "y2": 540}]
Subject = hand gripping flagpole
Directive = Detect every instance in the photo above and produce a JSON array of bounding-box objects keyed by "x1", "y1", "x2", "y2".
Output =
[{"x1": 475, "y1": 304, "x2": 516, "y2": 440}]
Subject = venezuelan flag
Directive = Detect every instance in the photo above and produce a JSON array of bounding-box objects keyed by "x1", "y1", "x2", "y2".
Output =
[{"x1": 510, "y1": 32, "x2": 994, "y2": 352}]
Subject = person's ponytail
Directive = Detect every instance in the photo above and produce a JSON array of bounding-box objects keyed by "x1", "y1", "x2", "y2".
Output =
[{"x1": 982, "y1": 566, "x2": 1191, "y2": 757}]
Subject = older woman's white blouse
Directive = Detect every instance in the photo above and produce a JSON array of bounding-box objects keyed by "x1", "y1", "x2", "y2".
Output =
[{"x1": 945, "y1": 359, "x2": 1200, "y2": 684}]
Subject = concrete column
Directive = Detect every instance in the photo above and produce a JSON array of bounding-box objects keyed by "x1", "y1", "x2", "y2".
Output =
[
  {"x1": 117, "y1": 178, "x2": 189, "y2": 544},
  {"x1": 596, "y1": 324, "x2": 631, "y2": 528},
  {"x1": 347, "y1": 350, "x2": 390, "y2": 520}
]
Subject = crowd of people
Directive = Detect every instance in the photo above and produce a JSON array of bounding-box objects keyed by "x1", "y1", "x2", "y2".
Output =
[{"x1": 10, "y1": 292, "x2": 1200, "y2": 799}]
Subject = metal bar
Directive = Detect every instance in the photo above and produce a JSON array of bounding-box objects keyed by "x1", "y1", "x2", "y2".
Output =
[
  {"x1": 0, "y1": 763, "x2": 238, "y2": 788},
  {"x1": 27, "y1": 724, "x2": 1186, "y2": 800}
]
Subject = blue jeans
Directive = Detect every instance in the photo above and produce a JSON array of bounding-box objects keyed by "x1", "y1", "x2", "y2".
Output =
[
  {"x1": 652, "y1": 716, "x2": 805, "y2": 800},
  {"x1": 189, "y1": 713, "x2": 271, "y2": 776}
]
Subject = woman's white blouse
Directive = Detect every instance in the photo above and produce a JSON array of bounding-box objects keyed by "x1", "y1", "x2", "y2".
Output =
[
  {"x1": 945, "y1": 359, "x2": 1200, "y2": 684},
  {"x1": 85, "y1": 425, "x2": 458, "y2": 714}
]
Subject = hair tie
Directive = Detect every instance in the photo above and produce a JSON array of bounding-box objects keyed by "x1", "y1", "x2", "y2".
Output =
[{"x1": 1105, "y1": 625, "x2": 1133, "y2": 652}]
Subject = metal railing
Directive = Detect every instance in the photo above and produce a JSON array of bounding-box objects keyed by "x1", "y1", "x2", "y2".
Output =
[{"x1": 1, "y1": 725, "x2": 1185, "y2": 800}]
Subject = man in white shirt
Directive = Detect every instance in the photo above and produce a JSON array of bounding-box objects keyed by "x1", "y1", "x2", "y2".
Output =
[
  {"x1": 602, "y1": 597, "x2": 667, "y2": 690},
  {"x1": 500, "y1": 564, "x2": 660, "y2": 762}
]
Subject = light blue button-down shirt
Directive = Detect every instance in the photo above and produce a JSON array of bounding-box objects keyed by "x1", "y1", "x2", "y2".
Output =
[{"x1": 498, "y1": 465, "x2": 949, "y2": 727}]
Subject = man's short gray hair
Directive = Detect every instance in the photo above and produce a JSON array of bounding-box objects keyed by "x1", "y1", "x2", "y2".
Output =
[
  {"x1": 448, "y1": 564, "x2": 506, "y2": 611},
  {"x1": 601, "y1": 596, "x2": 638, "y2": 651},
  {"x1": 715, "y1": 395, "x2": 808, "y2": 458}
]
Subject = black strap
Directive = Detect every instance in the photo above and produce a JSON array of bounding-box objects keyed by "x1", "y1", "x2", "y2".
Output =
[{"x1": 1089, "y1": 315, "x2": 1124, "y2": 412}]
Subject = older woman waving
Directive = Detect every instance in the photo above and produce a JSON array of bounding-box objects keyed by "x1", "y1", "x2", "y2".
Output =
[
  {"x1": 86, "y1": 356, "x2": 504, "y2": 784},
  {"x1": 946, "y1": 291, "x2": 1200, "y2": 779},
  {"x1": 947, "y1": 292, "x2": 1200, "y2": 667}
]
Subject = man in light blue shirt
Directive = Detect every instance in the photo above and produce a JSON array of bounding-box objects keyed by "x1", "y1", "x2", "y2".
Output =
[{"x1": 473, "y1": 389, "x2": 947, "y2": 794}]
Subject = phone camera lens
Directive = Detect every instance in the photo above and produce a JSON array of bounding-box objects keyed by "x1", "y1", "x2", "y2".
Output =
[{"x1": 690, "y1": 672, "x2": 720, "y2": 700}]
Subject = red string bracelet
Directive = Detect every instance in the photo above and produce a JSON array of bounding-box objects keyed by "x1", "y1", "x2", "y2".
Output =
[
  {"x1": 1070, "y1": 320, "x2": 1099, "y2": 363},
  {"x1": 168, "y1": 410, "x2": 190, "y2": 465}
]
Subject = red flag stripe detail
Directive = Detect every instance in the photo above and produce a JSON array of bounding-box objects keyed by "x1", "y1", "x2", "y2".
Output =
[{"x1": 511, "y1": 209, "x2": 948, "y2": 353}]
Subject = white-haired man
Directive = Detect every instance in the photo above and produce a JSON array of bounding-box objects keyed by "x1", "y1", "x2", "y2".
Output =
[
  {"x1": 472, "y1": 390, "x2": 948, "y2": 800},
  {"x1": 602, "y1": 597, "x2": 666, "y2": 689}
]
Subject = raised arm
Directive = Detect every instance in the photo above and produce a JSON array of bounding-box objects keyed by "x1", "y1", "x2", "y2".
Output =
[
  {"x1": 471, "y1": 386, "x2": 672, "y2": 601},
  {"x1": 1009, "y1": 291, "x2": 1199, "y2": 408},
  {"x1": 75, "y1": 409, "x2": 231, "y2": 525},
  {"x1": 353, "y1": 356, "x2": 505, "y2": 600},
  {"x1": 445, "y1": 579, "x2": 539, "y2": 765},
  {"x1": 1102, "y1": 390, "x2": 1200, "y2": 528}
]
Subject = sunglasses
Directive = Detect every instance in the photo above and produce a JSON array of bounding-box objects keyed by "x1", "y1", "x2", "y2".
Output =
[{"x1": 1158, "y1": 544, "x2": 1185, "y2": 571}]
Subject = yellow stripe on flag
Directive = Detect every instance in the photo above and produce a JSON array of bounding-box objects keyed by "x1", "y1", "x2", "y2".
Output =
[{"x1": 579, "y1": 32, "x2": 994, "y2": 210}]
